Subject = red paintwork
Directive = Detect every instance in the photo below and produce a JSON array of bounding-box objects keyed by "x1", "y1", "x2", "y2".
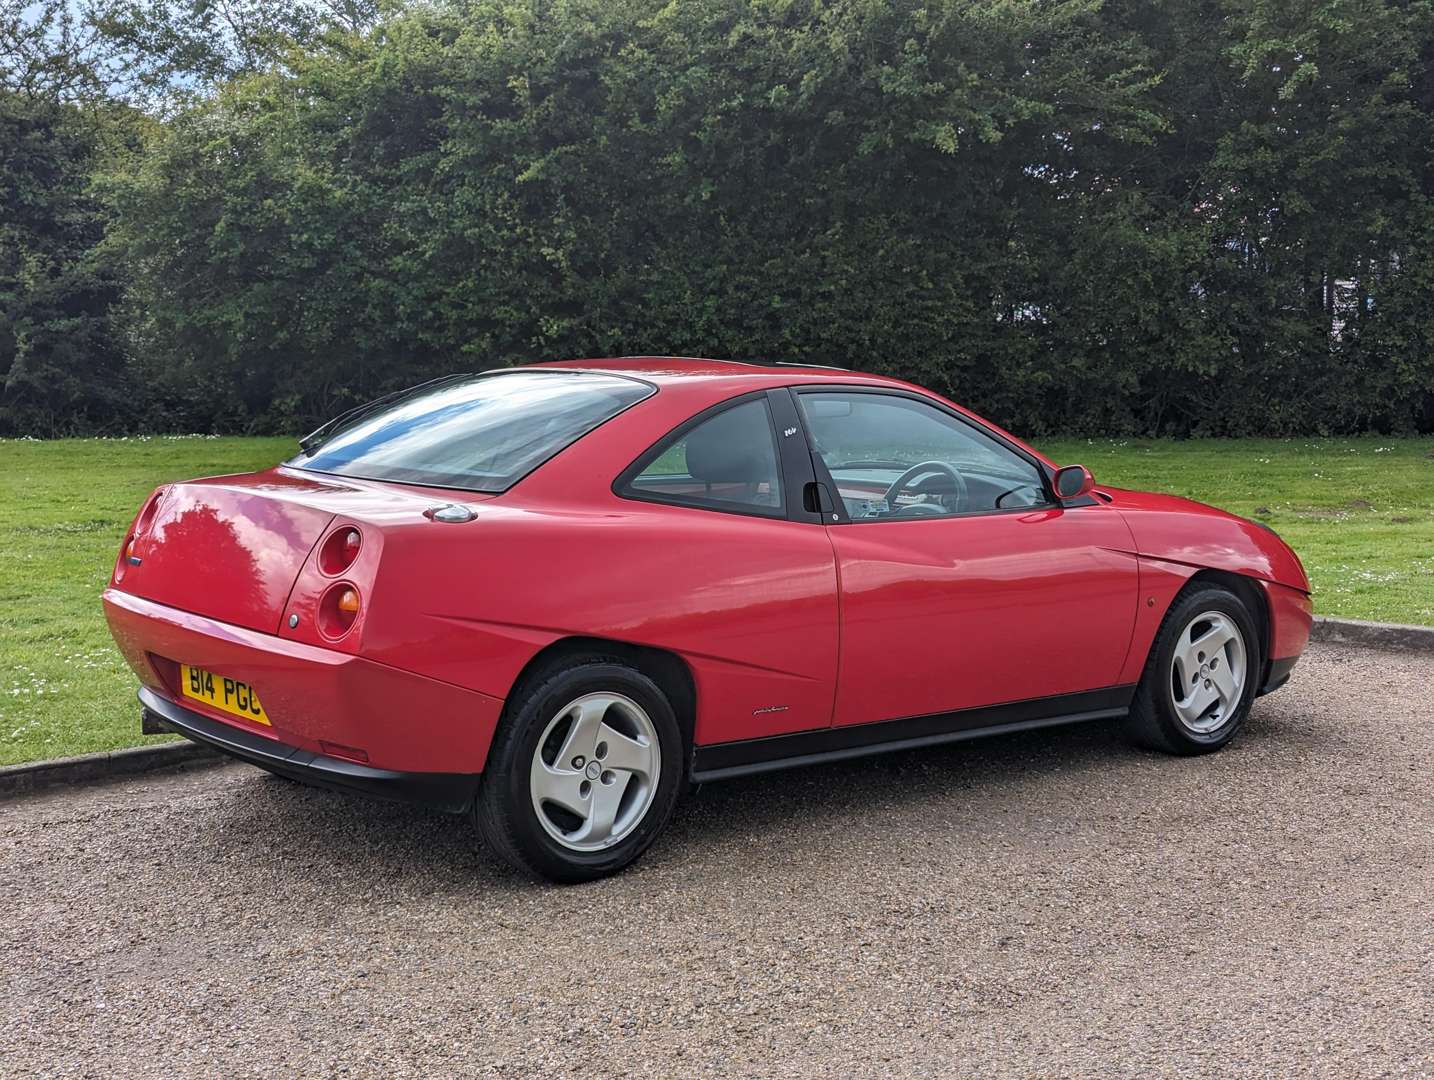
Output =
[
  {"x1": 102, "y1": 357, "x2": 1313, "y2": 775},
  {"x1": 1263, "y1": 579, "x2": 1316, "y2": 661},
  {"x1": 104, "y1": 589, "x2": 503, "y2": 771},
  {"x1": 1097, "y1": 486, "x2": 1312, "y2": 682},
  {"x1": 119, "y1": 477, "x2": 334, "y2": 634},
  {"x1": 826, "y1": 506, "x2": 1140, "y2": 726}
]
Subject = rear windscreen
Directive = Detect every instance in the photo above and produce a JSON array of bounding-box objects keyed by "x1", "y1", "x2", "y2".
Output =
[{"x1": 290, "y1": 371, "x2": 653, "y2": 492}]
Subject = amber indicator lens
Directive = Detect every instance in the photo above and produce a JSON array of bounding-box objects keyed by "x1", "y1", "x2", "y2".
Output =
[
  {"x1": 319, "y1": 527, "x2": 362, "y2": 575},
  {"x1": 117, "y1": 536, "x2": 138, "y2": 577},
  {"x1": 318, "y1": 583, "x2": 361, "y2": 638}
]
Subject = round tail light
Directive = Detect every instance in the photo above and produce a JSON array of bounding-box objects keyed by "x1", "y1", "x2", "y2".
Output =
[
  {"x1": 115, "y1": 535, "x2": 135, "y2": 580},
  {"x1": 319, "y1": 527, "x2": 362, "y2": 575},
  {"x1": 318, "y1": 583, "x2": 361, "y2": 639},
  {"x1": 135, "y1": 487, "x2": 166, "y2": 534}
]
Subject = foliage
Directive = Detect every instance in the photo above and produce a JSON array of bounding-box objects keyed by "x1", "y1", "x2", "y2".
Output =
[
  {"x1": 3, "y1": 0, "x2": 1434, "y2": 435},
  {"x1": 0, "y1": 91, "x2": 140, "y2": 434},
  {"x1": 89, "y1": 0, "x2": 386, "y2": 109},
  {"x1": 2, "y1": 0, "x2": 118, "y2": 102}
]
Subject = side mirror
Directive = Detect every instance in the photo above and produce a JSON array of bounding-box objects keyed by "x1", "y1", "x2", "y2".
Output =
[{"x1": 1053, "y1": 464, "x2": 1095, "y2": 501}]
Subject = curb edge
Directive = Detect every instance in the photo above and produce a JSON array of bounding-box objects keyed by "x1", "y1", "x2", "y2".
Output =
[
  {"x1": 0, "y1": 740, "x2": 222, "y2": 799},
  {"x1": 1309, "y1": 614, "x2": 1434, "y2": 653}
]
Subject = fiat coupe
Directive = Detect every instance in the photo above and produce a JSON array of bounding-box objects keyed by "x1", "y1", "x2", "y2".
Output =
[{"x1": 103, "y1": 358, "x2": 1312, "y2": 881}]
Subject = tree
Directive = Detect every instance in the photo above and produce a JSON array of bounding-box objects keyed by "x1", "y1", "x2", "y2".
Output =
[
  {"x1": 89, "y1": 0, "x2": 386, "y2": 108},
  {"x1": 9, "y1": 0, "x2": 1434, "y2": 435},
  {"x1": 1, "y1": 0, "x2": 121, "y2": 102},
  {"x1": 0, "y1": 92, "x2": 134, "y2": 434}
]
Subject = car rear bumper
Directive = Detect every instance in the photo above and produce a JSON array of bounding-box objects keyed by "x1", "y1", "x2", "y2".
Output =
[
  {"x1": 140, "y1": 687, "x2": 478, "y2": 812},
  {"x1": 103, "y1": 588, "x2": 504, "y2": 780}
]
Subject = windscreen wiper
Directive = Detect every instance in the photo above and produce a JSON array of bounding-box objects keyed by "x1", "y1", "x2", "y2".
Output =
[{"x1": 297, "y1": 373, "x2": 471, "y2": 455}]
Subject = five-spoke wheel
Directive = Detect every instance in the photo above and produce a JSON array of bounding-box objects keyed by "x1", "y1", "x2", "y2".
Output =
[
  {"x1": 529, "y1": 692, "x2": 660, "y2": 851},
  {"x1": 1126, "y1": 583, "x2": 1261, "y2": 754},
  {"x1": 1168, "y1": 610, "x2": 1248, "y2": 734},
  {"x1": 474, "y1": 657, "x2": 683, "y2": 883}
]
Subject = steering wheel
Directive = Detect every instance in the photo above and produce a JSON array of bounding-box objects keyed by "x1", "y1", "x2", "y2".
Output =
[{"x1": 884, "y1": 460, "x2": 967, "y2": 515}]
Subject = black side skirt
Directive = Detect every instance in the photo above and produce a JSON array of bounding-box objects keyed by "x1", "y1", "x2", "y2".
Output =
[
  {"x1": 139, "y1": 687, "x2": 479, "y2": 813},
  {"x1": 690, "y1": 685, "x2": 1135, "y2": 783}
]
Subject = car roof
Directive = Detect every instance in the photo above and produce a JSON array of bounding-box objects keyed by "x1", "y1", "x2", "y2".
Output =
[
  {"x1": 522, "y1": 355, "x2": 909, "y2": 388},
  {"x1": 512, "y1": 356, "x2": 1052, "y2": 470}
]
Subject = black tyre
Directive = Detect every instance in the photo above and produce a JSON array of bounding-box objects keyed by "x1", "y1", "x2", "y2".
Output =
[
  {"x1": 1125, "y1": 584, "x2": 1262, "y2": 755},
  {"x1": 474, "y1": 657, "x2": 684, "y2": 883}
]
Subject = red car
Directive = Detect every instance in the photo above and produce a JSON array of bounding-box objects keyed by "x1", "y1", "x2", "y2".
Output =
[{"x1": 103, "y1": 358, "x2": 1312, "y2": 881}]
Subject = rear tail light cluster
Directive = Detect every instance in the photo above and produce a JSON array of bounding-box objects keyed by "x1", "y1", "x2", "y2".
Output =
[
  {"x1": 319, "y1": 526, "x2": 362, "y2": 575},
  {"x1": 283, "y1": 523, "x2": 370, "y2": 645},
  {"x1": 307, "y1": 525, "x2": 365, "y2": 640},
  {"x1": 116, "y1": 487, "x2": 167, "y2": 582},
  {"x1": 135, "y1": 488, "x2": 166, "y2": 534},
  {"x1": 317, "y1": 583, "x2": 362, "y2": 640}
]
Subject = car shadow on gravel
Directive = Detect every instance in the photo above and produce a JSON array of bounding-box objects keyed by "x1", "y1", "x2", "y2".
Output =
[
  {"x1": 196, "y1": 700, "x2": 1311, "y2": 891},
  {"x1": 204, "y1": 716, "x2": 1170, "y2": 888},
  {"x1": 212, "y1": 772, "x2": 521, "y2": 892},
  {"x1": 665, "y1": 718, "x2": 1135, "y2": 841}
]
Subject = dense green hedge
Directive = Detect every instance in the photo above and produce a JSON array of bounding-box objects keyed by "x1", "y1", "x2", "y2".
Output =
[{"x1": 6, "y1": 0, "x2": 1434, "y2": 437}]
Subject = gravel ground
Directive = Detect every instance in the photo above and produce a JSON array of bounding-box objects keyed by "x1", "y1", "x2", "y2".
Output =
[{"x1": 2, "y1": 641, "x2": 1431, "y2": 1079}]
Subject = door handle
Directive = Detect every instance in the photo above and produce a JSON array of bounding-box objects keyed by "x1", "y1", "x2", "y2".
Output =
[{"x1": 804, "y1": 482, "x2": 841, "y2": 522}]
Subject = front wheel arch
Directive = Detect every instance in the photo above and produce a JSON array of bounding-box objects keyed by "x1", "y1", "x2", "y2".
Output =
[
  {"x1": 1182, "y1": 569, "x2": 1271, "y2": 683},
  {"x1": 1125, "y1": 580, "x2": 1264, "y2": 754}
]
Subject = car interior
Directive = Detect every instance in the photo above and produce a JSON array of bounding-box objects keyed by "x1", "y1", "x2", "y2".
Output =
[{"x1": 799, "y1": 394, "x2": 1049, "y2": 520}]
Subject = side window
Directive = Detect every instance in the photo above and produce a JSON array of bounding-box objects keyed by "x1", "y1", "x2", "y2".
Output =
[
  {"x1": 621, "y1": 397, "x2": 785, "y2": 516},
  {"x1": 797, "y1": 392, "x2": 1049, "y2": 521}
]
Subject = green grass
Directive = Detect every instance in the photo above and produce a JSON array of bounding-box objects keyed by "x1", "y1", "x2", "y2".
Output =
[
  {"x1": 0, "y1": 437, "x2": 292, "y2": 766},
  {"x1": 1, "y1": 434, "x2": 1430, "y2": 766},
  {"x1": 1037, "y1": 436, "x2": 1434, "y2": 627}
]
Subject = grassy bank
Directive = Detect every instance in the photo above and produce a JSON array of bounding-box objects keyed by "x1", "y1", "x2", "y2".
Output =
[
  {"x1": 1038, "y1": 437, "x2": 1434, "y2": 625},
  {"x1": 0, "y1": 437, "x2": 292, "y2": 766},
  {"x1": 1, "y1": 435, "x2": 1430, "y2": 766}
]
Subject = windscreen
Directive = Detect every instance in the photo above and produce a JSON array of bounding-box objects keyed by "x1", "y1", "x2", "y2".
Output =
[{"x1": 291, "y1": 371, "x2": 653, "y2": 492}]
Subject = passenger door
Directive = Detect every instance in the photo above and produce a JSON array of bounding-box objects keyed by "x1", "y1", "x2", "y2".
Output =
[
  {"x1": 793, "y1": 388, "x2": 1139, "y2": 729},
  {"x1": 610, "y1": 389, "x2": 840, "y2": 743}
]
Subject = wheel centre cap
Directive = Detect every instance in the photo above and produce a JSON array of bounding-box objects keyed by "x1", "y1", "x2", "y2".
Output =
[{"x1": 585, "y1": 761, "x2": 602, "y2": 780}]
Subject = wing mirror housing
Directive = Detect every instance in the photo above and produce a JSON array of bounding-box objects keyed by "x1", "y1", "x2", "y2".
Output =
[{"x1": 1053, "y1": 464, "x2": 1095, "y2": 502}]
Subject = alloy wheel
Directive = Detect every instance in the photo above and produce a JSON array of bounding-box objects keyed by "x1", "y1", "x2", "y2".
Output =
[
  {"x1": 1168, "y1": 610, "x2": 1248, "y2": 734},
  {"x1": 529, "y1": 692, "x2": 661, "y2": 851}
]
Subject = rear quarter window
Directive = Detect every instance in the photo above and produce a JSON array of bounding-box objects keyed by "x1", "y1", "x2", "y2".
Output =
[
  {"x1": 291, "y1": 371, "x2": 653, "y2": 492},
  {"x1": 619, "y1": 396, "x2": 785, "y2": 517}
]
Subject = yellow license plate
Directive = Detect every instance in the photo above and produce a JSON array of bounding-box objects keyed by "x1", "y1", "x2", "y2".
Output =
[{"x1": 180, "y1": 664, "x2": 270, "y2": 726}]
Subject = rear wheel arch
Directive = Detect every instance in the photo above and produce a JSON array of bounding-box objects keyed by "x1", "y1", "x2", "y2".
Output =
[
  {"x1": 477, "y1": 639, "x2": 694, "y2": 881},
  {"x1": 502, "y1": 636, "x2": 697, "y2": 758}
]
